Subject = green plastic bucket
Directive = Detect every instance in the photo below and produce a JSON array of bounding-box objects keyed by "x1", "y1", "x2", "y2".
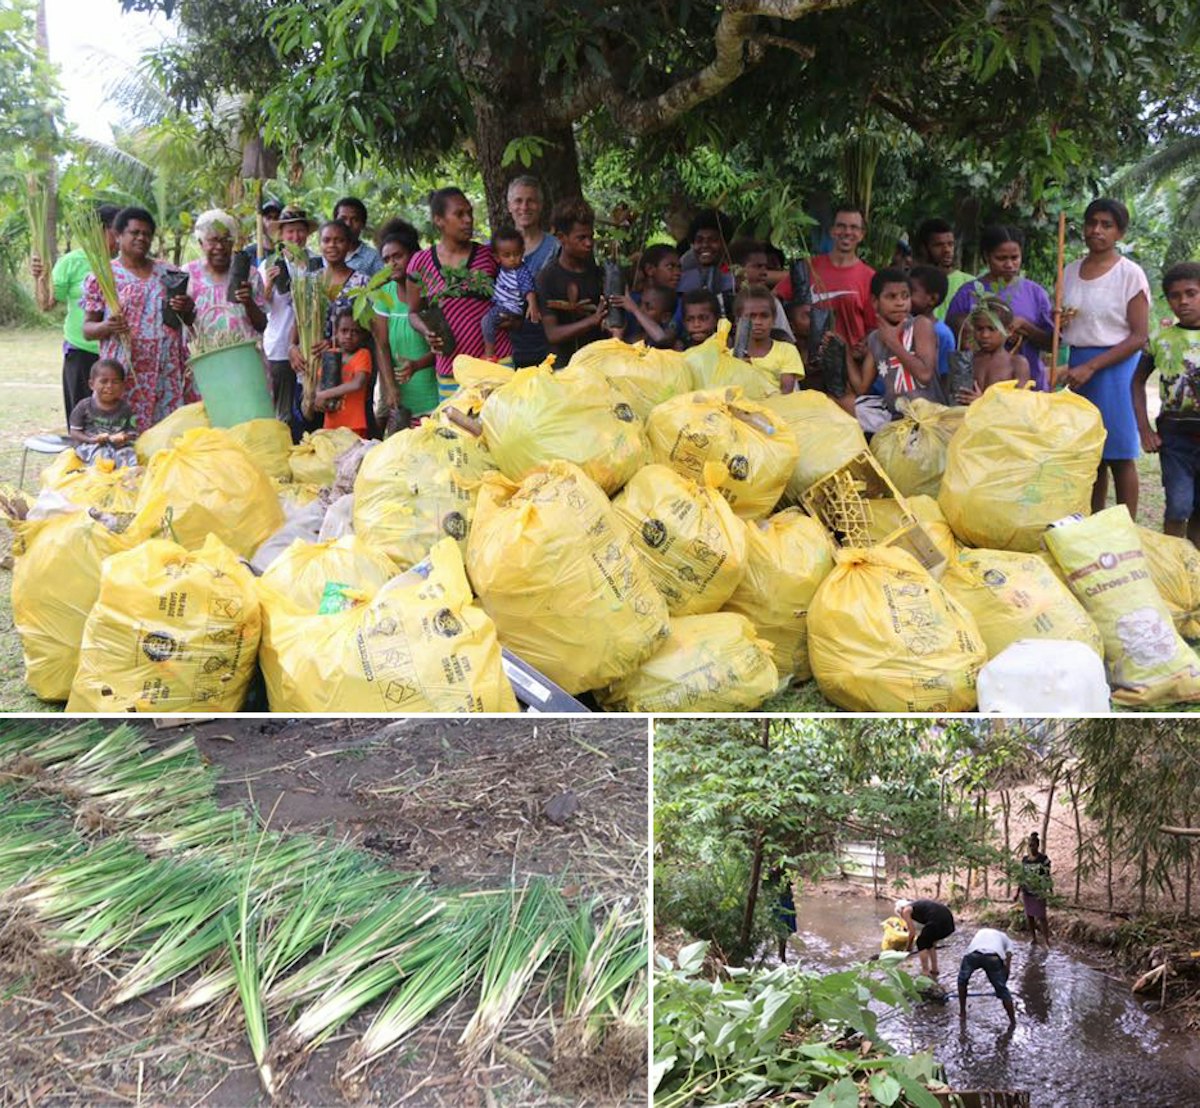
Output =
[{"x1": 188, "y1": 340, "x2": 274, "y2": 427}]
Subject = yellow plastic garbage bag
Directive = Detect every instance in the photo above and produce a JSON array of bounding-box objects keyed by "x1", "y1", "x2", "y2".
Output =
[
  {"x1": 938, "y1": 382, "x2": 1105, "y2": 551},
  {"x1": 288, "y1": 427, "x2": 362, "y2": 486},
  {"x1": 809, "y1": 545, "x2": 986, "y2": 712},
  {"x1": 136, "y1": 427, "x2": 283, "y2": 558},
  {"x1": 1138, "y1": 527, "x2": 1200, "y2": 639},
  {"x1": 257, "y1": 538, "x2": 517, "y2": 713},
  {"x1": 881, "y1": 917, "x2": 909, "y2": 952},
  {"x1": 479, "y1": 361, "x2": 649, "y2": 494},
  {"x1": 684, "y1": 319, "x2": 779, "y2": 400},
  {"x1": 353, "y1": 419, "x2": 494, "y2": 569},
  {"x1": 864, "y1": 495, "x2": 958, "y2": 578},
  {"x1": 646, "y1": 387, "x2": 798, "y2": 519},
  {"x1": 451, "y1": 353, "x2": 515, "y2": 390},
  {"x1": 67, "y1": 534, "x2": 261, "y2": 713},
  {"x1": 941, "y1": 547, "x2": 1103, "y2": 659},
  {"x1": 38, "y1": 450, "x2": 141, "y2": 513},
  {"x1": 225, "y1": 418, "x2": 293, "y2": 482},
  {"x1": 568, "y1": 338, "x2": 693, "y2": 419},
  {"x1": 259, "y1": 535, "x2": 397, "y2": 610},
  {"x1": 11, "y1": 507, "x2": 162, "y2": 701},
  {"x1": 869, "y1": 398, "x2": 965, "y2": 498},
  {"x1": 134, "y1": 401, "x2": 209, "y2": 464},
  {"x1": 466, "y1": 462, "x2": 670, "y2": 693},
  {"x1": 598, "y1": 612, "x2": 778, "y2": 712},
  {"x1": 274, "y1": 480, "x2": 323, "y2": 509},
  {"x1": 723, "y1": 507, "x2": 836, "y2": 683},
  {"x1": 612, "y1": 462, "x2": 748, "y2": 615},
  {"x1": 1044, "y1": 506, "x2": 1200, "y2": 706},
  {"x1": 760, "y1": 391, "x2": 869, "y2": 502}
]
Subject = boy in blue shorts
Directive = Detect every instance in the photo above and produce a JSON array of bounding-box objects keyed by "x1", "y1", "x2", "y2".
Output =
[{"x1": 1134, "y1": 262, "x2": 1200, "y2": 545}]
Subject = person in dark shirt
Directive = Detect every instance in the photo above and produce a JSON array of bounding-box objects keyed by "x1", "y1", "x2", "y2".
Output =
[
  {"x1": 896, "y1": 897, "x2": 956, "y2": 978},
  {"x1": 69, "y1": 358, "x2": 138, "y2": 468},
  {"x1": 1015, "y1": 831, "x2": 1052, "y2": 946},
  {"x1": 536, "y1": 197, "x2": 607, "y2": 364}
]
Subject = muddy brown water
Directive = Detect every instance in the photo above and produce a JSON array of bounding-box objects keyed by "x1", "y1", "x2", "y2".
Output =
[{"x1": 785, "y1": 893, "x2": 1200, "y2": 1108}]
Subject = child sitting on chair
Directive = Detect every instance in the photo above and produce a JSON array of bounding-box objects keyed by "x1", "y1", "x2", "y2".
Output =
[{"x1": 69, "y1": 358, "x2": 138, "y2": 468}]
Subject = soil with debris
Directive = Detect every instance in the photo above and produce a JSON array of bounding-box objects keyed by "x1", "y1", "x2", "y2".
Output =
[{"x1": 0, "y1": 716, "x2": 649, "y2": 1107}]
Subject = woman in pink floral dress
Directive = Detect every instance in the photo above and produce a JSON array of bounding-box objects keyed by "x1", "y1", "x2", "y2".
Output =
[{"x1": 183, "y1": 209, "x2": 267, "y2": 343}]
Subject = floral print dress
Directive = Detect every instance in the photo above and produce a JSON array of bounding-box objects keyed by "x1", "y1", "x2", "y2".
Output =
[{"x1": 183, "y1": 259, "x2": 266, "y2": 343}]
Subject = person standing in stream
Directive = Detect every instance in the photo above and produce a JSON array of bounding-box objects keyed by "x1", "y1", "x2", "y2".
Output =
[
  {"x1": 1016, "y1": 831, "x2": 1052, "y2": 947},
  {"x1": 896, "y1": 897, "x2": 956, "y2": 979}
]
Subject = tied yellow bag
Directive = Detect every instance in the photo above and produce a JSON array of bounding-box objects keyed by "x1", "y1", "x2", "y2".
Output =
[
  {"x1": 723, "y1": 507, "x2": 835, "y2": 683},
  {"x1": 479, "y1": 361, "x2": 649, "y2": 494},
  {"x1": 288, "y1": 427, "x2": 362, "y2": 486},
  {"x1": 869, "y1": 398, "x2": 965, "y2": 498},
  {"x1": 134, "y1": 401, "x2": 209, "y2": 464},
  {"x1": 646, "y1": 387, "x2": 798, "y2": 519},
  {"x1": 1138, "y1": 527, "x2": 1200, "y2": 638},
  {"x1": 257, "y1": 537, "x2": 517, "y2": 713},
  {"x1": 760, "y1": 391, "x2": 869, "y2": 501},
  {"x1": 598, "y1": 612, "x2": 778, "y2": 712},
  {"x1": 808, "y1": 545, "x2": 986, "y2": 712},
  {"x1": 938, "y1": 382, "x2": 1104, "y2": 551},
  {"x1": 684, "y1": 319, "x2": 779, "y2": 400},
  {"x1": 465, "y1": 462, "x2": 670, "y2": 693},
  {"x1": 11, "y1": 510, "x2": 158, "y2": 701},
  {"x1": 568, "y1": 338, "x2": 693, "y2": 419},
  {"x1": 881, "y1": 917, "x2": 909, "y2": 952},
  {"x1": 67, "y1": 534, "x2": 261, "y2": 713},
  {"x1": 136, "y1": 427, "x2": 284, "y2": 558},
  {"x1": 260, "y1": 536, "x2": 397, "y2": 609},
  {"x1": 941, "y1": 547, "x2": 1103, "y2": 659},
  {"x1": 225, "y1": 418, "x2": 293, "y2": 482},
  {"x1": 1044, "y1": 506, "x2": 1200, "y2": 706},
  {"x1": 353, "y1": 419, "x2": 494, "y2": 569},
  {"x1": 39, "y1": 450, "x2": 142, "y2": 513},
  {"x1": 612, "y1": 462, "x2": 748, "y2": 615}
]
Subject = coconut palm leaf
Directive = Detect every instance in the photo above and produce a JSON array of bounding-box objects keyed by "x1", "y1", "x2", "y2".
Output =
[{"x1": 1112, "y1": 134, "x2": 1200, "y2": 192}]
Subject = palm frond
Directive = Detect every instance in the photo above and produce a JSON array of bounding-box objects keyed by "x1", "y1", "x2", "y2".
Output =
[{"x1": 1112, "y1": 135, "x2": 1200, "y2": 192}]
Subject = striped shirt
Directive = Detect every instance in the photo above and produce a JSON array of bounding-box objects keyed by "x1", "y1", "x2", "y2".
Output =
[{"x1": 407, "y1": 243, "x2": 509, "y2": 375}]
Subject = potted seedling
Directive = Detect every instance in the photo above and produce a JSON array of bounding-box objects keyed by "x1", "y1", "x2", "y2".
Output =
[{"x1": 411, "y1": 265, "x2": 495, "y2": 358}]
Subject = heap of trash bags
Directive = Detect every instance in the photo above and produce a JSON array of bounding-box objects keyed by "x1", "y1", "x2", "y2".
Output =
[{"x1": 8, "y1": 319, "x2": 1200, "y2": 714}]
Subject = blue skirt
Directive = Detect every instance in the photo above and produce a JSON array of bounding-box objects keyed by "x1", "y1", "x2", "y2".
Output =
[{"x1": 1071, "y1": 344, "x2": 1140, "y2": 461}]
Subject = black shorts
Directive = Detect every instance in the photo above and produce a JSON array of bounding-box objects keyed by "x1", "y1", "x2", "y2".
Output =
[{"x1": 916, "y1": 916, "x2": 955, "y2": 950}]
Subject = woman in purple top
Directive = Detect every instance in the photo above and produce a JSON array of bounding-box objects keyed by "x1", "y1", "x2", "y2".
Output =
[{"x1": 946, "y1": 225, "x2": 1054, "y2": 390}]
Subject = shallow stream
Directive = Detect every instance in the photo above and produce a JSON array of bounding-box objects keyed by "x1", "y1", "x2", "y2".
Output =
[{"x1": 787, "y1": 894, "x2": 1200, "y2": 1107}]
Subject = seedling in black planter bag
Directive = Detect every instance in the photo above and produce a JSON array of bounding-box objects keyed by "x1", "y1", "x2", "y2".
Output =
[{"x1": 411, "y1": 265, "x2": 495, "y2": 358}]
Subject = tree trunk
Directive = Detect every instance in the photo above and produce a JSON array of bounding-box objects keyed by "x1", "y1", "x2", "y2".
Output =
[
  {"x1": 1041, "y1": 764, "x2": 1061, "y2": 849},
  {"x1": 741, "y1": 826, "x2": 766, "y2": 957},
  {"x1": 1067, "y1": 770, "x2": 1084, "y2": 904},
  {"x1": 1000, "y1": 790, "x2": 1012, "y2": 898}
]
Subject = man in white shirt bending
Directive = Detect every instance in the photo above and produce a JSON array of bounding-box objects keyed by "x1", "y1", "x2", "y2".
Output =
[{"x1": 956, "y1": 927, "x2": 1017, "y2": 1025}]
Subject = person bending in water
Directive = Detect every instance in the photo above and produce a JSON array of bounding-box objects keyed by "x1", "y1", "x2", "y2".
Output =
[
  {"x1": 896, "y1": 898, "x2": 955, "y2": 978},
  {"x1": 957, "y1": 927, "x2": 1017, "y2": 1026}
]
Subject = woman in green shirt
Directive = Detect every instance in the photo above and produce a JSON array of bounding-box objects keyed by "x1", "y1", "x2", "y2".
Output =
[
  {"x1": 371, "y1": 223, "x2": 437, "y2": 429},
  {"x1": 30, "y1": 203, "x2": 121, "y2": 425}
]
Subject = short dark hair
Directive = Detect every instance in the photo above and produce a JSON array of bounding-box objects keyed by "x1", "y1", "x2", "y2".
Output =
[
  {"x1": 979, "y1": 224, "x2": 1023, "y2": 257},
  {"x1": 377, "y1": 218, "x2": 420, "y2": 255},
  {"x1": 491, "y1": 225, "x2": 524, "y2": 249},
  {"x1": 687, "y1": 208, "x2": 736, "y2": 245},
  {"x1": 97, "y1": 203, "x2": 122, "y2": 228},
  {"x1": 1084, "y1": 197, "x2": 1130, "y2": 233},
  {"x1": 91, "y1": 357, "x2": 126, "y2": 381},
  {"x1": 1162, "y1": 262, "x2": 1200, "y2": 296},
  {"x1": 115, "y1": 206, "x2": 156, "y2": 235},
  {"x1": 909, "y1": 265, "x2": 949, "y2": 304},
  {"x1": 682, "y1": 288, "x2": 721, "y2": 316},
  {"x1": 734, "y1": 283, "x2": 775, "y2": 316},
  {"x1": 639, "y1": 244, "x2": 679, "y2": 276},
  {"x1": 319, "y1": 219, "x2": 353, "y2": 241},
  {"x1": 832, "y1": 202, "x2": 867, "y2": 223},
  {"x1": 915, "y1": 217, "x2": 954, "y2": 252},
  {"x1": 429, "y1": 187, "x2": 468, "y2": 219},
  {"x1": 332, "y1": 306, "x2": 366, "y2": 332},
  {"x1": 333, "y1": 196, "x2": 367, "y2": 223},
  {"x1": 550, "y1": 196, "x2": 595, "y2": 236},
  {"x1": 870, "y1": 268, "x2": 911, "y2": 297},
  {"x1": 642, "y1": 284, "x2": 677, "y2": 312},
  {"x1": 731, "y1": 239, "x2": 770, "y2": 265}
]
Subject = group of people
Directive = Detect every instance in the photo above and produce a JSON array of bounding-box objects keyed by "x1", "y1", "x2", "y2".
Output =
[{"x1": 34, "y1": 180, "x2": 1200, "y2": 546}]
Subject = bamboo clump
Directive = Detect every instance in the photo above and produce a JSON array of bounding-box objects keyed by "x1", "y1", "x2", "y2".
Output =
[
  {"x1": 287, "y1": 246, "x2": 326, "y2": 419},
  {"x1": 69, "y1": 207, "x2": 129, "y2": 366},
  {"x1": 24, "y1": 175, "x2": 54, "y2": 311}
]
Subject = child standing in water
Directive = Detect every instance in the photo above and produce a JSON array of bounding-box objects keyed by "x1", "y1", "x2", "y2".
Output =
[
  {"x1": 317, "y1": 310, "x2": 372, "y2": 437},
  {"x1": 69, "y1": 358, "x2": 138, "y2": 468},
  {"x1": 734, "y1": 285, "x2": 803, "y2": 392}
]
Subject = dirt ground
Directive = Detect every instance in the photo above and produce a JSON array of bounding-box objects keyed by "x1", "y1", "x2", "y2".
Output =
[{"x1": 0, "y1": 716, "x2": 650, "y2": 1107}]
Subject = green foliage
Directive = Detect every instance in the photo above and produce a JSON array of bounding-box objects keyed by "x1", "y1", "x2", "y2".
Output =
[{"x1": 653, "y1": 942, "x2": 939, "y2": 1107}]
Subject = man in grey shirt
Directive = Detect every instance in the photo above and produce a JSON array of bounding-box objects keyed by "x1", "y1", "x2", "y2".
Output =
[{"x1": 957, "y1": 927, "x2": 1017, "y2": 1025}]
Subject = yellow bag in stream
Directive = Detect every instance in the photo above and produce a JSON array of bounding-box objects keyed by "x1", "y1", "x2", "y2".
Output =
[
  {"x1": 684, "y1": 319, "x2": 779, "y2": 400},
  {"x1": 938, "y1": 382, "x2": 1104, "y2": 551},
  {"x1": 134, "y1": 402, "x2": 210, "y2": 464},
  {"x1": 809, "y1": 545, "x2": 986, "y2": 712},
  {"x1": 466, "y1": 462, "x2": 670, "y2": 693},
  {"x1": 646, "y1": 387, "x2": 798, "y2": 519},
  {"x1": 67, "y1": 534, "x2": 261, "y2": 713},
  {"x1": 941, "y1": 547, "x2": 1103, "y2": 659},
  {"x1": 288, "y1": 427, "x2": 362, "y2": 486},
  {"x1": 259, "y1": 536, "x2": 397, "y2": 610},
  {"x1": 869, "y1": 398, "x2": 965, "y2": 498},
  {"x1": 11, "y1": 508, "x2": 161, "y2": 701},
  {"x1": 225, "y1": 418, "x2": 293, "y2": 482},
  {"x1": 136, "y1": 428, "x2": 283, "y2": 558},
  {"x1": 612, "y1": 462, "x2": 748, "y2": 615},
  {"x1": 1044, "y1": 506, "x2": 1200, "y2": 706},
  {"x1": 569, "y1": 338, "x2": 693, "y2": 419},
  {"x1": 722, "y1": 507, "x2": 836, "y2": 683},
  {"x1": 353, "y1": 419, "x2": 495, "y2": 569},
  {"x1": 881, "y1": 917, "x2": 909, "y2": 952},
  {"x1": 760, "y1": 391, "x2": 868, "y2": 502},
  {"x1": 257, "y1": 538, "x2": 517, "y2": 713},
  {"x1": 1138, "y1": 527, "x2": 1200, "y2": 638},
  {"x1": 597, "y1": 612, "x2": 779, "y2": 713},
  {"x1": 480, "y1": 361, "x2": 649, "y2": 494},
  {"x1": 37, "y1": 451, "x2": 142, "y2": 513}
]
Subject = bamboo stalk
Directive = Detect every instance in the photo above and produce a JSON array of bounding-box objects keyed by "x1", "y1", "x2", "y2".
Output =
[
  {"x1": 25, "y1": 175, "x2": 54, "y2": 311},
  {"x1": 1050, "y1": 212, "x2": 1067, "y2": 388}
]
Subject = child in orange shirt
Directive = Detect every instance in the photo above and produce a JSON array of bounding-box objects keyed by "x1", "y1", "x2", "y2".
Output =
[{"x1": 318, "y1": 309, "x2": 372, "y2": 436}]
